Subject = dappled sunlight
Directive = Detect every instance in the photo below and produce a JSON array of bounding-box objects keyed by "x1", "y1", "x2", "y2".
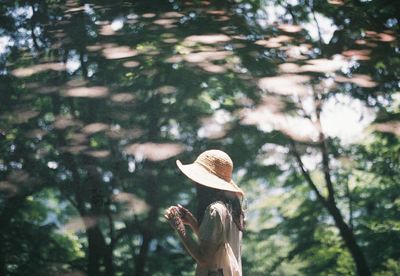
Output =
[
  {"x1": 241, "y1": 106, "x2": 319, "y2": 142},
  {"x1": 123, "y1": 142, "x2": 185, "y2": 162},
  {"x1": 54, "y1": 125, "x2": 113, "y2": 158},
  {"x1": 0, "y1": 171, "x2": 32, "y2": 197},
  {"x1": 141, "y1": 13, "x2": 155, "y2": 18},
  {"x1": 163, "y1": 37, "x2": 179, "y2": 44},
  {"x1": 365, "y1": 30, "x2": 396, "y2": 43},
  {"x1": 284, "y1": 44, "x2": 313, "y2": 61},
  {"x1": 258, "y1": 74, "x2": 312, "y2": 96},
  {"x1": 255, "y1": 35, "x2": 293, "y2": 48},
  {"x1": 11, "y1": 110, "x2": 40, "y2": 124},
  {"x1": 257, "y1": 143, "x2": 289, "y2": 170},
  {"x1": 198, "y1": 62, "x2": 228, "y2": 73},
  {"x1": 328, "y1": 0, "x2": 344, "y2": 5},
  {"x1": 335, "y1": 74, "x2": 378, "y2": 88},
  {"x1": 62, "y1": 86, "x2": 109, "y2": 98},
  {"x1": 320, "y1": 94, "x2": 375, "y2": 144},
  {"x1": 198, "y1": 109, "x2": 232, "y2": 139},
  {"x1": 63, "y1": 216, "x2": 98, "y2": 232},
  {"x1": 278, "y1": 63, "x2": 302, "y2": 73},
  {"x1": 84, "y1": 150, "x2": 111, "y2": 159},
  {"x1": 110, "y1": 93, "x2": 135, "y2": 103},
  {"x1": 342, "y1": 49, "x2": 371, "y2": 61},
  {"x1": 60, "y1": 145, "x2": 89, "y2": 155},
  {"x1": 135, "y1": 43, "x2": 159, "y2": 55},
  {"x1": 81, "y1": 123, "x2": 109, "y2": 134},
  {"x1": 240, "y1": 95, "x2": 319, "y2": 142},
  {"x1": 122, "y1": 60, "x2": 140, "y2": 68},
  {"x1": 112, "y1": 192, "x2": 150, "y2": 217},
  {"x1": 53, "y1": 116, "x2": 82, "y2": 130},
  {"x1": 8, "y1": 170, "x2": 30, "y2": 184},
  {"x1": 206, "y1": 10, "x2": 226, "y2": 15},
  {"x1": 354, "y1": 39, "x2": 377, "y2": 48},
  {"x1": 24, "y1": 82, "x2": 40, "y2": 89},
  {"x1": 155, "y1": 85, "x2": 178, "y2": 95},
  {"x1": 198, "y1": 119, "x2": 228, "y2": 139},
  {"x1": 2, "y1": 0, "x2": 399, "y2": 274},
  {"x1": 184, "y1": 51, "x2": 231, "y2": 63},
  {"x1": 153, "y1": 18, "x2": 178, "y2": 29},
  {"x1": 64, "y1": 4, "x2": 86, "y2": 13},
  {"x1": 86, "y1": 44, "x2": 103, "y2": 52},
  {"x1": 57, "y1": 270, "x2": 86, "y2": 276},
  {"x1": 167, "y1": 35, "x2": 239, "y2": 74},
  {"x1": 184, "y1": 34, "x2": 231, "y2": 45},
  {"x1": 0, "y1": 181, "x2": 19, "y2": 197},
  {"x1": 102, "y1": 45, "x2": 138, "y2": 60},
  {"x1": 164, "y1": 55, "x2": 183, "y2": 63},
  {"x1": 300, "y1": 56, "x2": 346, "y2": 73},
  {"x1": 99, "y1": 23, "x2": 118, "y2": 36},
  {"x1": 35, "y1": 85, "x2": 59, "y2": 95},
  {"x1": 373, "y1": 121, "x2": 400, "y2": 136},
  {"x1": 241, "y1": 92, "x2": 376, "y2": 144},
  {"x1": 24, "y1": 128, "x2": 48, "y2": 139},
  {"x1": 11, "y1": 62, "x2": 66, "y2": 78},
  {"x1": 160, "y1": 11, "x2": 184, "y2": 18},
  {"x1": 25, "y1": 82, "x2": 60, "y2": 95},
  {"x1": 277, "y1": 24, "x2": 302, "y2": 33},
  {"x1": 66, "y1": 79, "x2": 88, "y2": 87},
  {"x1": 105, "y1": 127, "x2": 143, "y2": 140},
  {"x1": 50, "y1": 29, "x2": 67, "y2": 39},
  {"x1": 278, "y1": 56, "x2": 346, "y2": 74},
  {"x1": 68, "y1": 133, "x2": 88, "y2": 145},
  {"x1": 65, "y1": 0, "x2": 80, "y2": 8}
]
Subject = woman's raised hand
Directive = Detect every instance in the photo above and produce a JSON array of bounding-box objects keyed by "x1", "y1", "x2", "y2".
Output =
[
  {"x1": 177, "y1": 204, "x2": 199, "y2": 234},
  {"x1": 164, "y1": 206, "x2": 186, "y2": 237}
]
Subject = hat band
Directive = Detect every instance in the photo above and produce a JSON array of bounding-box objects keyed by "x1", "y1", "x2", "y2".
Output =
[{"x1": 194, "y1": 160, "x2": 232, "y2": 183}]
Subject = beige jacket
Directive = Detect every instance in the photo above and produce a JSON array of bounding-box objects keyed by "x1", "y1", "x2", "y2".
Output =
[{"x1": 195, "y1": 202, "x2": 242, "y2": 276}]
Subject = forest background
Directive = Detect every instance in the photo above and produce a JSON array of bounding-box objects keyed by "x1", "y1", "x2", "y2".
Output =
[{"x1": 0, "y1": 0, "x2": 399, "y2": 275}]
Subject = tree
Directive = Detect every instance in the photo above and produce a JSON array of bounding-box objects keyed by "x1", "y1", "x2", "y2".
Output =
[{"x1": 1, "y1": 0, "x2": 398, "y2": 275}]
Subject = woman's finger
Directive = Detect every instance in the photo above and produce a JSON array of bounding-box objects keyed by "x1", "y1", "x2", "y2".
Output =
[{"x1": 177, "y1": 204, "x2": 187, "y2": 213}]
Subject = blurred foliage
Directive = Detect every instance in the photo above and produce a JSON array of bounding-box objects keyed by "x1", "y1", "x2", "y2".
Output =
[{"x1": 0, "y1": 0, "x2": 399, "y2": 275}]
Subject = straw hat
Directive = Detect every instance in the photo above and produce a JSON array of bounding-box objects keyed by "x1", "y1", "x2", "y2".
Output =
[{"x1": 176, "y1": 149, "x2": 244, "y2": 196}]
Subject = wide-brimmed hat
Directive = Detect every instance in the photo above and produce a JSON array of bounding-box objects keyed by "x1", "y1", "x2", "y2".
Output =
[{"x1": 176, "y1": 149, "x2": 244, "y2": 196}]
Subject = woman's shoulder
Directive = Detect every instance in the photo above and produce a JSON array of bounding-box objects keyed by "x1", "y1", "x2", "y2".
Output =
[{"x1": 207, "y1": 201, "x2": 229, "y2": 219}]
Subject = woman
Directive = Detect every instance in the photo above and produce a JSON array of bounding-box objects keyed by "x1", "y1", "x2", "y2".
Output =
[{"x1": 164, "y1": 149, "x2": 245, "y2": 276}]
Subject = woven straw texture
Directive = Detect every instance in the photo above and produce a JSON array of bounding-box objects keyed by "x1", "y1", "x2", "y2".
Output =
[{"x1": 176, "y1": 150, "x2": 244, "y2": 196}]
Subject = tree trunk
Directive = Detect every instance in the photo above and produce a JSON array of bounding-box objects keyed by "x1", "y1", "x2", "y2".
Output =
[
  {"x1": 87, "y1": 227, "x2": 103, "y2": 276},
  {"x1": 134, "y1": 161, "x2": 160, "y2": 276},
  {"x1": 326, "y1": 202, "x2": 371, "y2": 276},
  {"x1": 85, "y1": 166, "x2": 114, "y2": 276},
  {"x1": 0, "y1": 232, "x2": 6, "y2": 276},
  {"x1": 86, "y1": 225, "x2": 115, "y2": 276},
  {"x1": 134, "y1": 232, "x2": 152, "y2": 276},
  {"x1": 291, "y1": 140, "x2": 371, "y2": 276},
  {"x1": 0, "y1": 195, "x2": 29, "y2": 276},
  {"x1": 104, "y1": 246, "x2": 115, "y2": 276}
]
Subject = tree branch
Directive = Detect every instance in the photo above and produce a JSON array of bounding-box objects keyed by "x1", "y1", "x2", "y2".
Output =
[
  {"x1": 289, "y1": 139, "x2": 328, "y2": 207},
  {"x1": 313, "y1": 91, "x2": 336, "y2": 204}
]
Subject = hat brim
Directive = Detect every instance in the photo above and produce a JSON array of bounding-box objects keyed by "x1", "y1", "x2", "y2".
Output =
[{"x1": 176, "y1": 160, "x2": 244, "y2": 196}]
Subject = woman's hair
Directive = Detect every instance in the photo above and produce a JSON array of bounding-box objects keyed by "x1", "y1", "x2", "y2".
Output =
[{"x1": 196, "y1": 184, "x2": 245, "y2": 231}]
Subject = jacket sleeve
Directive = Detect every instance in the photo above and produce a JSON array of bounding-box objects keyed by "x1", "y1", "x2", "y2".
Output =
[{"x1": 198, "y1": 203, "x2": 224, "y2": 245}]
